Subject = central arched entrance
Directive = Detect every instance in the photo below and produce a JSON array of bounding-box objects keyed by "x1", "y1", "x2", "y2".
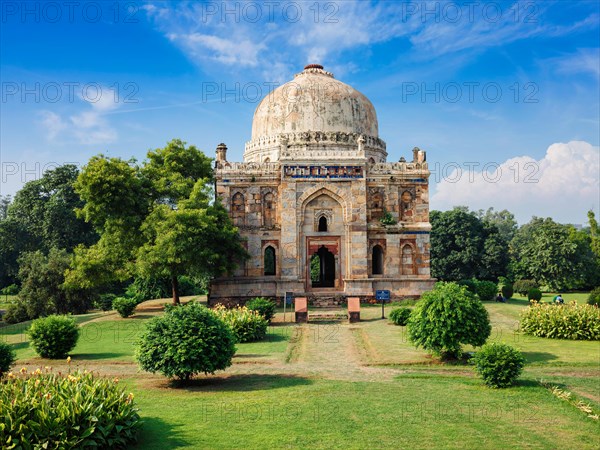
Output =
[{"x1": 311, "y1": 245, "x2": 336, "y2": 288}]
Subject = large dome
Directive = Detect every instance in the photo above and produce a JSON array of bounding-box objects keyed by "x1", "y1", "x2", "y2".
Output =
[
  {"x1": 244, "y1": 64, "x2": 386, "y2": 163},
  {"x1": 251, "y1": 64, "x2": 378, "y2": 139}
]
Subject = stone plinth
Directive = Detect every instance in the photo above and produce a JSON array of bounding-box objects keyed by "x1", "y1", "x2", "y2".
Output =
[
  {"x1": 295, "y1": 297, "x2": 308, "y2": 323},
  {"x1": 347, "y1": 297, "x2": 360, "y2": 323}
]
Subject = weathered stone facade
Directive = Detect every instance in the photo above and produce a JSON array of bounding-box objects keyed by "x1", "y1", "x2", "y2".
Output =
[{"x1": 209, "y1": 65, "x2": 435, "y2": 305}]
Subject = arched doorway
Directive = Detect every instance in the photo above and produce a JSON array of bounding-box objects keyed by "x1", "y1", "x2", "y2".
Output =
[
  {"x1": 372, "y1": 245, "x2": 384, "y2": 275},
  {"x1": 311, "y1": 245, "x2": 335, "y2": 288}
]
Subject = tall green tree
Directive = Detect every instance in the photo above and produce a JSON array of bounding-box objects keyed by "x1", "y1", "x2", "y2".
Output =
[
  {"x1": 15, "y1": 248, "x2": 94, "y2": 319},
  {"x1": 0, "y1": 195, "x2": 10, "y2": 220},
  {"x1": 588, "y1": 210, "x2": 600, "y2": 259},
  {"x1": 509, "y1": 217, "x2": 578, "y2": 290},
  {"x1": 475, "y1": 207, "x2": 518, "y2": 243},
  {"x1": 0, "y1": 166, "x2": 97, "y2": 287},
  {"x1": 430, "y1": 208, "x2": 509, "y2": 281},
  {"x1": 66, "y1": 139, "x2": 247, "y2": 304}
]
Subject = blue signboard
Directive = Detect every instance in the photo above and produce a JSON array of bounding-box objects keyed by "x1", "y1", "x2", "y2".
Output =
[
  {"x1": 375, "y1": 290, "x2": 391, "y2": 302},
  {"x1": 285, "y1": 292, "x2": 294, "y2": 305}
]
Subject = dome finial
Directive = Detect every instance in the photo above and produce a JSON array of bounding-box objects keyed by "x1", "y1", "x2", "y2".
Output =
[{"x1": 304, "y1": 63, "x2": 324, "y2": 70}]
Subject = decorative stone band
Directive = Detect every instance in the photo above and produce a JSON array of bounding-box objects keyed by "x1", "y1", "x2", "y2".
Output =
[
  {"x1": 243, "y1": 131, "x2": 387, "y2": 163},
  {"x1": 215, "y1": 161, "x2": 281, "y2": 175},
  {"x1": 216, "y1": 161, "x2": 430, "y2": 178}
]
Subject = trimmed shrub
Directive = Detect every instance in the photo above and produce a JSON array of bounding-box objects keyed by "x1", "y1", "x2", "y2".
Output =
[
  {"x1": 97, "y1": 293, "x2": 116, "y2": 311},
  {"x1": 113, "y1": 297, "x2": 137, "y2": 318},
  {"x1": 476, "y1": 280, "x2": 498, "y2": 301},
  {"x1": 28, "y1": 315, "x2": 80, "y2": 359},
  {"x1": 0, "y1": 341, "x2": 16, "y2": 376},
  {"x1": 1, "y1": 284, "x2": 19, "y2": 295},
  {"x1": 135, "y1": 302, "x2": 236, "y2": 380},
  {"x1": 246, "y1": 297, "x2": 276, "y2": 323},
  {"x1": 514, "y1": 279, "x2": 538, "y2": 296},
  {"x1": 527, "y1": 288, "x2": 542, "y2": 302},
  {"x1": 472, "y1": 343, "x2": 525, "y2": 388},
  {"x1": 457, "y1": 279, "x2": 477, "y2": 293},
  {"x1": 389, "y1": 307, "x2": 412, "y2": 326},
  {"x1": 520, "y1": 301, "x2": 600, "y2": 340},
  {"x1": 587, "y1": 287, "x2": 600, "y2": 307},
  {"x1": 3, "y1": 299, "x2": 29, "y2": 324},
  {"x1": 1, "y1": 369, "x2": 140, "y2": 447},
  {"x1": 214, "y1": 305, "x2": 268, "y2": 343},
  {"x1": 407, "y1": 282, "x2": 491, "y2": 359},
  {"x1": 501, "y1": 284, "x2": 514, "y2": 300},
  {"x1": 125, "y1": 275, "x2": 203, "y2": 302}
]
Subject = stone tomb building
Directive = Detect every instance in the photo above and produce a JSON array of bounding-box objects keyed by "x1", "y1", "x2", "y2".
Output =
[{"x1": 209, "y1": 64, "x2": 435, "y2": 305}]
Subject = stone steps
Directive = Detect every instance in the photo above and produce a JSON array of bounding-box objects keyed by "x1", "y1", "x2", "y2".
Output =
[
  {"x1": 308, "y1": 312, "x2": 347, "y2": 322},
  {"x1": 310, "y1": 296, "x2": 343, "y2": 308}
]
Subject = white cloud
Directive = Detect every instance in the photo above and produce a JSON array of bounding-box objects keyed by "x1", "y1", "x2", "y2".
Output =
[
  {"x1": 38, "y1": 86, "x2": 120, "y2": 145},
  {"x1": 38, "y1": 111, "x2": 67, "y2": 140},
  {"x1": 141, "y1": 2, "x2": 598, "y2": 77},
  {"x1": 550, "y1": 48, "x2": 600, "y2": 78},
  {"x1": 431, "y1": 141, "x2": 600, "y2": 224},
  {"x1": 168, "y1": 32, "x2": 266, "y2": 67}
]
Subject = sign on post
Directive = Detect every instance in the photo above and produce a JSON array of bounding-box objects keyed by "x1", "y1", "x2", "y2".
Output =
[
  {"x1": 375, "y1": 290, "x2": 391, "y2": 319},
  {"x1": 283, "y1": 292, "x2": 294, "y2": 322}
]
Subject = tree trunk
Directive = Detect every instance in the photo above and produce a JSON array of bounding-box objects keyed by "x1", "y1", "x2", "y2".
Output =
[{"x1": 172, "y1": 275, "x2": 180, "y2": 305}]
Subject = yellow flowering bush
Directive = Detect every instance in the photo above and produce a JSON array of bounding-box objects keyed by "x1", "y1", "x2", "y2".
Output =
[
  {"x1": 0, "y1": 366, "x2": 140, "y2": 448},
  {"x1": 520, "y1": 301, "x2": 600, "y2": 340},
  {"x1": 213, "y1": 304, "x2": 268, "y2": 343}
]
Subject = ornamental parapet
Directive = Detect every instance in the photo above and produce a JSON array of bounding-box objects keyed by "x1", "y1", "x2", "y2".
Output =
[{"x1": 215, "y1": 161, "x2": 281, "y2": 175}]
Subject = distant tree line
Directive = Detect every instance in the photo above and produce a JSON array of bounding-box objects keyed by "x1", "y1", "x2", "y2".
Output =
[{"x1": 431, "y1": 207, "x2": 600, "y2": 291}]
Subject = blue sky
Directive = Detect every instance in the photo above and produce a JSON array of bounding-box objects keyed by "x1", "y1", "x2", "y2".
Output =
[{"x1": 1, "y1": 0, "x2": 598, "y2": 224}]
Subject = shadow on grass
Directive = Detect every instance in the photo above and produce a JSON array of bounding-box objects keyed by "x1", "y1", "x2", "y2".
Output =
[
  {"x1": 360, "y1": 317, "x2": 388, "y2": 323},
  {"x1": 134, "y1": 416, "x2": 191, "y2": 449},
  {"x1": 10, "y1": 341, "x2": 29, "y2": 351},
  {"x1": 72, "y1": 352, "x2": 130, "y2": 360},
  {"x1": 521, "y1": 352, "x2": 558, "y2": 363},
  {"x1": 172, "y1": 373, "x2": 313, "y2": 392},
  {"x1": 506, "y1": 298, "x2": 532, "y2": 307},
  {"x1": 234, "y1": 353, "x2": 267, "y2": 359},
  {"x1": 514, "y1": 379, "x2": 545, "y2": 388},
  {"x1": 262, "y1": 333, "x2": 289, "y2": 342}
]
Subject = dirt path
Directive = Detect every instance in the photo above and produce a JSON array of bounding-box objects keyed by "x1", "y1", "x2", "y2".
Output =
[{"x1": 285, "y1": 322, "x2": 398, "y2": 382}]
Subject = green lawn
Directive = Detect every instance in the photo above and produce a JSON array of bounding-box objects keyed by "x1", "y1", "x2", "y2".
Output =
[{"x1": 5, "y1": 295, "x2": 600, "y2": 449}]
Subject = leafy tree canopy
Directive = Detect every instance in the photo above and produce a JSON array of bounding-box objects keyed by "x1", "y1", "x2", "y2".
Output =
[
  {"x1": 0, "y1": 165, "x2": 97, "y2": 287},
  {"x1": 508, "y1": 217, "x2": 594, "y2": 290},
  {"x1": 430, "y1": 207, "x2": 508, "y2": 281},
  {"x1": 66, "y1": 139, "x2": 247, "y2": 304}
]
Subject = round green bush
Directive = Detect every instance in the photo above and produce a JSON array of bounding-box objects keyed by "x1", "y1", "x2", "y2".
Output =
[
  {"x1": 514, "y1": 279, "x2": 538, "y2": 296},
  {"x1": 587, "y1": 287, "x2": 600, "y2": 306},
  {"x1": 457, "y1": 279, "x2": 477, "y2": 293},
  {"x1": 389, "y1": 307, "x2": 412, "y2": 326},
  {"x1": 113, "y1": 297, "x2": 137, "y2": 318},
  {"x1": 501, "y1": 284, "x2": 514, "y2": 300},
  {"x1": 214, "y1": 305, "x2": 268, "y2": 343},
  {"x1": 407, "y1": 282, "x2": 491, "y2": 359},
  {"x1": 1, "y1": 369, "x2": 140, "y2": 446},
  {"x1": 246, "y1": 297, "x2": 276, "y2": 323},
  {"x1": 0, "y1": 341, "x2": 16, "y2": 376},
  {"x1": 475, "y1": 280, "x2": 498, "y2": 301},
  {"x1": 3, "y1": 300, "x2": 29, "y2": 324},
  {"x1": 527, "y1": 288, "x2": 542, "y2": 302},
  {"x1": 135, "y1": 302, "x2": 236, "y2": 380},
  {"x1": 28, "y1": 315, "x2": 80, "y2": 359},
  {"x1": 472, "y1": 342, "x2": 525, "y2": 388},
  {"x1": 1, "y1": 284, "x2": 19, "y2": 295},
  {"x1": 97, "y1": 293, "x2": 116, "y2": 311}
]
